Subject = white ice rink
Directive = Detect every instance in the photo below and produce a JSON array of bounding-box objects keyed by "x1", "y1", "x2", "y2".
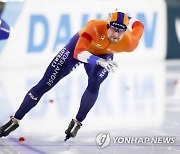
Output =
[{"x1": 0, "y1": 60, "x2": 180, "y2": 154}]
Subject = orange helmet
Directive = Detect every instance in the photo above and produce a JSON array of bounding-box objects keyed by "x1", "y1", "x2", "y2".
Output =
[{"x1": 109, "y1": 12, "x2": 129, "y2": 30}]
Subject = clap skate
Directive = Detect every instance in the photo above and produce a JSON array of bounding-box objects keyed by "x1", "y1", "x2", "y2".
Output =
[
  {"x1": 0, "y1": 118, "x2": 19, "y2": 137},
  {"x1": 64, "y1": 119, "x2": 82, "y2": 141}
]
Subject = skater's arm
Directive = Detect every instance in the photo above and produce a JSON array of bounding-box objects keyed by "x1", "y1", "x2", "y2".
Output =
[
  {"x1": 74, "y1": 20, "x2": 106, "y2": 64},
  {"x1": 73, "y1": 20, "x2": 102, "y2": 64},
  {"x1": 74, "y1": 35, "x2": 118, "y2": 72},
  {"x1": 124, "y1": 18, "x2": 144, "y2": 52},
  {"x1": 73, "y1": 32, "x2": 101, "y2": 64},
  {"x1": 73, "y1": 20, "x2": 118, "y2": 72}
]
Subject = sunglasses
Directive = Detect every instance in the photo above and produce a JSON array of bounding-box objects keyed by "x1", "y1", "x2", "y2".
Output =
[{"x1": 109, "y1": 26, "x2": 127, "y2": 33}]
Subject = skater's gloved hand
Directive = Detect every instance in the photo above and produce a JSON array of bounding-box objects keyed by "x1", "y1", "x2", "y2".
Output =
[{"x1": 97, "y1": 58, "x2": 118, "y2": 73}]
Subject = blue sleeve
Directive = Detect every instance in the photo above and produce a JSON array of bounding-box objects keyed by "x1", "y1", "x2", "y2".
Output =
[
  {"x1": 87, "y1": 55, "x2": 100, "y2": 64},
  {"x1": 0, "y1": 17, "x2": 10, "y2": 40}
]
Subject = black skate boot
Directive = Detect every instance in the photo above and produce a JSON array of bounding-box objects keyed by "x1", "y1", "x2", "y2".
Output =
[
  {"x1": 0, "y1": 118, "x2": 19, "y2": 137},
  {"x1": 64, "y1": 119, "x2": 82, "y2": 141}
]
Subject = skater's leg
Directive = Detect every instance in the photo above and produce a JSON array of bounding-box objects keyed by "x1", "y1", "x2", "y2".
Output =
[
  {"x1": 65, "y1": 54, "x2": 113, "y2": 140},
  {"x1": 75, "y1": 66, "x2": 108, "y2": 122},
  {"x1": 14, "y1": 33, "x2": 81, "y2": 120},
  {"x1": 65, "y1": 82, "x2": 100, "y2": 140},
  {"x1": 76, "y1": 54, "x2": 113, "y2": 122},
  {"x1": 0, "y1": 33, "x2": 81, "y2": 138}
]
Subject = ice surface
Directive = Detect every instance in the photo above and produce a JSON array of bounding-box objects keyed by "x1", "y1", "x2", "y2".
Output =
[{"x1": 0, "y1": 60, "x2": 180, "y2": 154}]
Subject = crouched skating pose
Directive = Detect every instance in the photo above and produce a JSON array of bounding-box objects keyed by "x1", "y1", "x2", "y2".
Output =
[{"x1": 0, "y1": 11, "x2": 144, "y2": 141}]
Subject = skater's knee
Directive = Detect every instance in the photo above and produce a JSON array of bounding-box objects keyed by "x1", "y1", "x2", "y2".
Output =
[
  {"x1": 30, "y1": 87, "x2": 44, "y2": 99},
  {"x1": 31, "y1": 80, "x2": 52, "y2": 97},
  {"x1": 88, "y1": 73, "x2": 108, "y2": 85},
  {"x1": 86, "y1": 82, "x2": 100, "y2": 94},
  {"x1": 87, "y1": 72, "x2": 108, "y2": 93},
  {"x1": 88, "y1": 86, "x2": 99, "y2": 94}
]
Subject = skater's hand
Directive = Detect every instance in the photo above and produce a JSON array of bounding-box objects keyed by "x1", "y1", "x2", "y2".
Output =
[{"x1": 97, "y1": 58, "x2": 118, "y2": 73}]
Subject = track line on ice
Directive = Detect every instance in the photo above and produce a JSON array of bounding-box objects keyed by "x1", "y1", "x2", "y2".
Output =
[{"x1": 8, "y1": 137, "x2": 47, "y2": 154}]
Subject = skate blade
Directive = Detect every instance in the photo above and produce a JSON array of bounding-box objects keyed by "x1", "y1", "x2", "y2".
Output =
[{"x1": 64, "y1": 135, "x2": 71, "y2": 141}]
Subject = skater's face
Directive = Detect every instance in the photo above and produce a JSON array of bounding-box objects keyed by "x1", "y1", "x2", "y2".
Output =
[{"x1": 108, "y1": 26, "x2": 126, "y2": 44}]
